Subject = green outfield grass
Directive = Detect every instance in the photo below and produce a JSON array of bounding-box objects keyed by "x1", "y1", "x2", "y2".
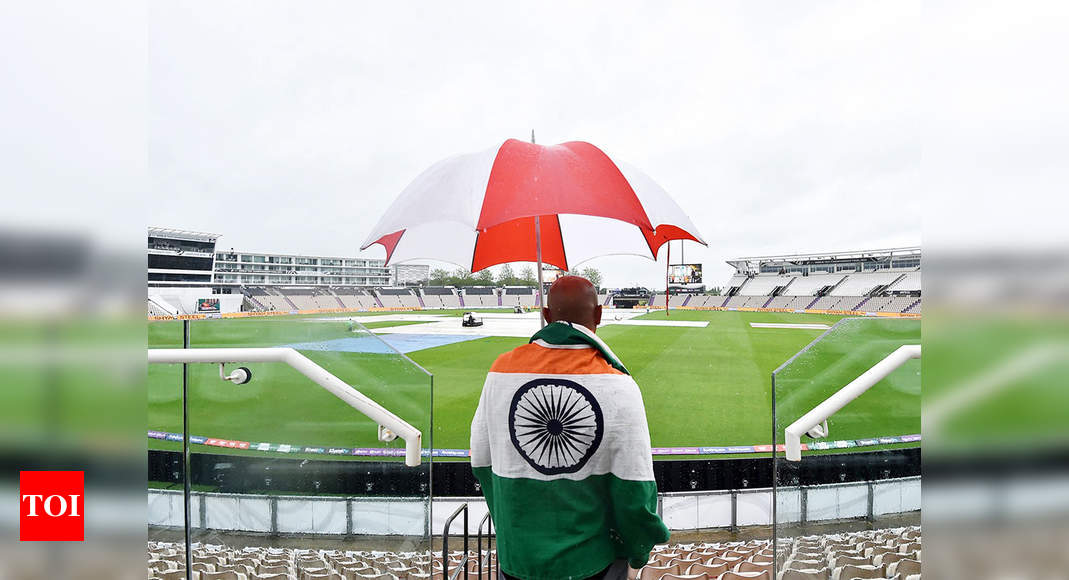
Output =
[{"x1": 148, "y1": 310, "x2": 920, "y2": 460}]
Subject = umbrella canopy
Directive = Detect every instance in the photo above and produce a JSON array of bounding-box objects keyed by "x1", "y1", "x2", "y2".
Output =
[{"x1": 361, "y1": 138, "x2": 705, "y2": 272}]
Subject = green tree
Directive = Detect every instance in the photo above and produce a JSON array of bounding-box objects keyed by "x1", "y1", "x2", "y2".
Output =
[
  {"x1": 707, "y1": 286, "x2": 723, "y2": 296},
  {"x1": 579, "y1": 266, "x2": 603, "y2": 291},
  {"x1": 451, "y1": 267, "x2": 475, "y2": 287},
  {"x1": 497, "y1": 263, "x2": 515, "y2": 286},
  {"x1": 519, "y1": 266, "x2": 536, "y2": 286},
  {"x1": 475, "y1": 268, "x2": 494, "y2": 285},
  {"x1": 429, "y1": 268, "x2": 450, "y2": 286}
]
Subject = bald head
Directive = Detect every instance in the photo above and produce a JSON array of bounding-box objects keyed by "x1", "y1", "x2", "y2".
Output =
[{"x1": 543, "y1": 275, "x2": 602, "y2": 332}]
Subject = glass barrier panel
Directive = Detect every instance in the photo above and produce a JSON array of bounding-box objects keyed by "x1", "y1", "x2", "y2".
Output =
[
  {"x1": 147, "y1": 320, "x2": 189, "y2": 571},
  {"x1": 772, "y1": 317, "x2": 921, "y2": 578},
  {"x1": 151, "y1": 315, "x2": 432, "y2": 578}
]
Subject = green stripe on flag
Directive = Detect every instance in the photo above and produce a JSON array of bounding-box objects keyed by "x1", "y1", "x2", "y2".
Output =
[{"x1": 474, "y1": 467, "x2": 667, "y2": 579}]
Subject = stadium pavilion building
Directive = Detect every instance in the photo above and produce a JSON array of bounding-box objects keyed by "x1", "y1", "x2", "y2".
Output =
[
  {"x1": 148, "y1": 227, "x2": 411, "y2": 316},
  {"x1": 705, "y1": 246, "x2": 921, "y2": 313}
]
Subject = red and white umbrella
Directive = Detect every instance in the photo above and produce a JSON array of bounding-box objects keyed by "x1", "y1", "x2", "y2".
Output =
[{"x1": 362, "y1": 138, "x2": 706, "y2": 275}]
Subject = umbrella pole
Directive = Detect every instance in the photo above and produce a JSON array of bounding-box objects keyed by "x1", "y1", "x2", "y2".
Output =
[
  {"x1": 532, "y1": 130, "x2": 547, "y2": 329},
  {"x1": 666, "y1": 241, "x2": 670, "y2": 317},
  {"x1": 535, "y1": 215, "x2": 546, "y2": 328}
]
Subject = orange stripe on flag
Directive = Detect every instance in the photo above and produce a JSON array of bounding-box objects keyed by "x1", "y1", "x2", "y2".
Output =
[{"x1": 489, "y1": 343, "x2": 625, "y2": 376}]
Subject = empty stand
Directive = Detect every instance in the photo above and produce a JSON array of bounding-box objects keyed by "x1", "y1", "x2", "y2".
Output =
[
  {"x1": 375, "y1": 288, "x2": 420, "y2": 308},
  {"x1": 738, "y1": 275, "x2": 794, "y2": 297},
  {"x1": 502, "y1": 287, "x2": 535, "y2": 307},
  {"x1": 829, "y1": 272, "x2": 903, "y2": 297},
  {"x1": 276, "y1": 287, "x2": 340, "y2": 311},
  {"x1": 805, "y1": 295, "x2": 865, "y2": 311},
  {"x1": 887, "y1": 271, "x2": 921, "y2": 294},
  {"x1": 420, "y1": 287, "x2": 462, "y2": 308},
  {"x1": 331, "y1": 287, "x2": 378, "y2": 310},
  {"x1": 463, "y1": 287, "x2": 499, "y2": 307},
  {"x1": 148, "y1": 525, "x2": 919, "y2": 580},
  {"x1": 245, "y1": 287, "x2": 295, "y2": 311},
  {"x1": 724, "y1": 274, "x2": 749, "y2": 294},
  {"x1": 781, "y1": 275, "x2": 846, "y2": 297}
]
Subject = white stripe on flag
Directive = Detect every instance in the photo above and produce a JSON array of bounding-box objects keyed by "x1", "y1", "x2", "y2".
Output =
[{"x1": 471, "y1": 371, "x2": 655, "y2": 482}]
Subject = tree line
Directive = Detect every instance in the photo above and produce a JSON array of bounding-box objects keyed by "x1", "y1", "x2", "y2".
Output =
[{"x1": 427, "y1": 264, "x2": 603, "y2": 290}]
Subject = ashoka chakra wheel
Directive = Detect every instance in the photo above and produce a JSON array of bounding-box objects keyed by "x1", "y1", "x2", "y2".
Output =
[{"x1": 508, "y1": 378, "x2": 604, "y2": 475}]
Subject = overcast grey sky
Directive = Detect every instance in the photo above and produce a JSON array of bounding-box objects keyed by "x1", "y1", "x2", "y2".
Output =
[
  {"x1": 7, "y1": 2, "x2": 1065, "y2": 289},
  {"x1": 141, "y1": 1, "x2": 936, "y2": 287}
]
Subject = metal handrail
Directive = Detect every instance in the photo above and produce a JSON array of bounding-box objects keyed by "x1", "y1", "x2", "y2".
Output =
[
  {"x1": 147, "y1": 347, "x2": 423, "y2": 466},
  {"x1": 443, "y1": 503, "x2": 469, "y2": 580},
  {"x1": 477, "y1": 511, "x2": 494, "y2": 579},
  {"x1": 784, "y1": 344, "x2": 921, "y2": 461}
]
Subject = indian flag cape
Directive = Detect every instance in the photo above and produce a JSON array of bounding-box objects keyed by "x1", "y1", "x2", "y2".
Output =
[{"x1": 470, "y1": 321, "x2": 669, "y2": 579}]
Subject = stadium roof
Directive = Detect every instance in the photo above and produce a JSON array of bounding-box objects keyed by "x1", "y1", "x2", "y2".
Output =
[
  {"x1": 148, "y1": 226, "x2": 220, "y2": 242},
  {"x1": 727, "y1": 246, "x2": 920, "y2": 270}
]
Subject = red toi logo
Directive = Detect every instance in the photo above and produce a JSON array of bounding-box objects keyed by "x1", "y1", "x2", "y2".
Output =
[{"x1": 19, "y1": 471, "x2": 84, "y2": 541}]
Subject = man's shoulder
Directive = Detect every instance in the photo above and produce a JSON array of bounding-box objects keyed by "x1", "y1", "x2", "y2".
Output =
[
  {"x1": 487, "y1": 343, "x2": 533, "y2": 373},
  {"x1": 488, "y1": 342, "x2": 625, "y2": 376}
]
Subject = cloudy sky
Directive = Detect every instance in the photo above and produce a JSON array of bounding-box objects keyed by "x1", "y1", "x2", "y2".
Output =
[
  {"x1": 8, "y1": 2, "x2": 1064, "y2": 289},
  {"x1": 141, "y1": 1, "x2": 937, "y2": 287}
]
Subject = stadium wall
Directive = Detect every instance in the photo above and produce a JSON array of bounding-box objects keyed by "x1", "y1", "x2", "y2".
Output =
[{"x1": 147, "y1": 476, "x2": 919, "y2": 535}]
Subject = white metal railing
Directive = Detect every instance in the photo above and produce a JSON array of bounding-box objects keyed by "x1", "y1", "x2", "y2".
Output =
[
  {"x1": 147, "y1": 347, "x2": 423, "y2": 466},
  {"x1": 784, "y1": 344, "x2": 921, "y2": 461}
]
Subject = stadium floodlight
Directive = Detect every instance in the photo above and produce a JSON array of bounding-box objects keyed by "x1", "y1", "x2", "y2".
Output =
[
  {"x1": 147, "y1": 347, "x2": 423, "y2": 466},
  {"x1": 784, "y1": 344, "x2": 920, "y2": 462}
]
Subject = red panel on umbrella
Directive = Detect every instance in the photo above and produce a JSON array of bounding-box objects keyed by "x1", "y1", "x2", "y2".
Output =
[
  {"x1": 472, "y1": 215, "x2": 567, "y2": 273},
  {"x1": 476, "y1": 140, "x2": 653, "y2": 232},
  {"x1": 643, "y1": 224, "x2": 703, "y2": 259},
  {"x1": 369, "y1": 230, "x2": 405, "y2": 265}
]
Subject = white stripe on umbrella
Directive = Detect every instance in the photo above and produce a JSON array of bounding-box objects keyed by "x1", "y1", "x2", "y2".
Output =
[{"x1": 361, "y1": 139, "x2": 705, "y2": 273}]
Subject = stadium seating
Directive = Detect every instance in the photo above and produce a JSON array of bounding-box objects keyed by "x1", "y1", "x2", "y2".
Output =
[
  {"x1": 375, "y1": 288, "x2": 420, "y2": 308},
  {"x1": 277, "y1": 287, "x2": 341, "y2": 311},
  {"x1": 683, "y1": 295, "x2": 710, "y2": 308},
  {"x1": 762, "y1": 296, "x2": 812, "y2": 309},
  {"x1": 724, "y1": 274, "x2": 749, "y2": 293},
  {"x1": 149, "y1": 526, "x2": 920, "y2": 580},
  {"x1": 722, "y1": 295, "x2": 750, "y2": 308},
  {"x1": 177, "y1": 269, "x2": 921, "y2": 316},
  {"x1": 781, "y1": 274, "x2": 847, "y2": 297},
  {"x1": 502, "y1": 287, "x2": 536, "y2": 307},
  {"x1": 858, "y1": 295, "x2": 919, "y2": 313},
  {"x1": 805, "y1": 295, "x2": 866, "y2": 311},
  {"x1": 420, "y1": 287, "x2": 462, "y2": 308},
  {"x1": 463, "y1": 287, "x2": 499, "y2": 307},
  {"x1": 148, "y1": 299, "x2": 175, "y2": 317},
  {"x1": 828, "y1": 272, "x2": 903, "y2": 297},
  {"x1": 331, "y1": 287, "x2": 379, "y2": 310},
  {"x1": 738, "y1": 275, "x2": 794, "y2": 296},
  {"x1": 887, "y1": 271, "x2": 921, "y2": 293},
  {"x1": 708, "y1": 266, "x2": 920, "y2": 314},
  {"x1": 246, "y1": 287, "x2": 296, "y2": 311},
  {"x1": 668, "y1": 294, "x2": 689, "y2": 307}
]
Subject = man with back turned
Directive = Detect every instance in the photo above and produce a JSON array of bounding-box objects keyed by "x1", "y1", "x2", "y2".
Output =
[{"x1": 471, "y1": 276, "x2": 669, "y2": 580}]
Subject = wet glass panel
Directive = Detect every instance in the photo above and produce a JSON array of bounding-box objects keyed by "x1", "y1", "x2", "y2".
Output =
[{"x1": 772, "y1": 317, "x2": 921, "y2": 578}]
